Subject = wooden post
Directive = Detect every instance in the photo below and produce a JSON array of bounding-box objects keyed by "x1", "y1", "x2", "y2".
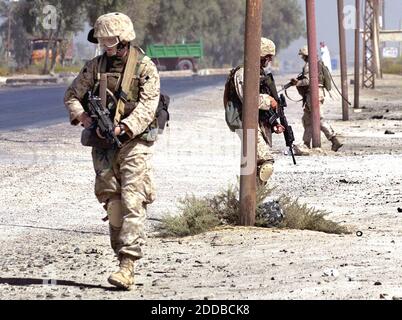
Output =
[
  {"x1": 305, "y1": 0, "x2": 321, "y2": 147},
  {"x1": 239, "y1": 0, "x2": 262, "y2": 226},
  {"x1": 338, "y1": 0, "x2": 349, "y2": 120},
  {"x1": 354, "y1": 0, "x2": 361, "y2": 108}
]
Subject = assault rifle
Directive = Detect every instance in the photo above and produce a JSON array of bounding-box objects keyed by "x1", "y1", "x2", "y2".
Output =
[
  {"x1": 87, "y1": 92, "x2": 123, "y2": 148},
  {"x1": 277, "y1": 94, "x2": 296, "y2": 165},
  {"x1": 277, "y1": 72, "x2": 304, "y2": 93},
  {"x1": 260, "y1": 73, "x2": 296, "y2": 165}
]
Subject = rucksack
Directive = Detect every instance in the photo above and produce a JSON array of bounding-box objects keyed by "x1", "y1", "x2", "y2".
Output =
[
  {"x1": 318, "y1": 60, "x2": 332, "y2": 91},
  {"x1": 223, "y1": 66, "x2": 243, "y2": 132}
]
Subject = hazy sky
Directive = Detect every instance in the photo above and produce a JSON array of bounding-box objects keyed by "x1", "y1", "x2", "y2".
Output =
[{"x1": 281, "y1": 0, "x2": 402, "y2": 61}]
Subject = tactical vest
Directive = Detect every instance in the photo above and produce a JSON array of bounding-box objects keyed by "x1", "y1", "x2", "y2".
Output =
[
  {"x1": 298, "y1": 60, "x2": 332, "y2": 97},
  {"x1": 93, "y1": 47, "x2": 145, "y2": 121},
  {"x1": 90, "y1": 47, "x2": 162, "y2": 142}
]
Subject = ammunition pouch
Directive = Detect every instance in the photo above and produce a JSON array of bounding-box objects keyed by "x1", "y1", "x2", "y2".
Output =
[
  {"x1": 138, "y1": 118, "x2": 159, "y2": 142},
  {"x1": 81, "y1": 127, "x2": 116, "y2": 149}
]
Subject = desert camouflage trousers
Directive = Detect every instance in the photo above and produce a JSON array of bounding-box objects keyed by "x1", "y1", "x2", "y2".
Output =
[
  {"x1": 237, "y1": 125, "x2": 274, "y2": 186},
  {"x1": 302, "y1": 97, "x2": 336, "y2": 147},
  {"x1": 91, "y1": 139, "x2": 155, "y2": 261},
  {"x1": 257, "y1": 125, "x2": 274, "y2": 165},
  {"x1": 237, "y1": 125, "x2": 274, "y2": 164}
]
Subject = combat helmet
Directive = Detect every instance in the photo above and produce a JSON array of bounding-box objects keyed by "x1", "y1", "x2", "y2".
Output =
[
  {"x1": 299, "y1": 45, "x2": 309, "y2": 56},
  {"x1": 88, "y1": 12, "x2": 136, "y2": 44},
  {"x1": 260, "y1": 38, "x2": 276, "y2": 57}
]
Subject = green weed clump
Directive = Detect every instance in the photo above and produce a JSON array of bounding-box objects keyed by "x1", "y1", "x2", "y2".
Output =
[
  {"x1": 158, "y1": 184, "x2": 349, "y2": 237},
  {"x1": 278, "y1": 196, "x2": 350, "y2": 234},
  {"x1": 157, "y1": 196, "x2": 221, "y2": 237}
]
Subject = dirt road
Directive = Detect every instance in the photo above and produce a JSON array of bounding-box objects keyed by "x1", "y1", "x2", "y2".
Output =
[{"x1": 0, "y1": 74, "x2": 402, "y2": 300}]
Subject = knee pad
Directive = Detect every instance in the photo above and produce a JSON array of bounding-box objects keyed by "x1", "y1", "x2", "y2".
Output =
[
  {"x1": 107, "y1": 199, "x2": 123, "y2": 228},
  {"x1": 258, "y1": 162, "x2": 274, "y2": 182}
]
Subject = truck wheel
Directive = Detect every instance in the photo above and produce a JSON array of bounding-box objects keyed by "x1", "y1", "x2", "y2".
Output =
[{"x1": 176, "y1": 59, "x2": 193, "y2": 71}]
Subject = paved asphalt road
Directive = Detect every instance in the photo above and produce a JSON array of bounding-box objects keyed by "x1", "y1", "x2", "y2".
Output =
[{"x1": 0, "y1": 75, "x2": 226, "y2": 131}]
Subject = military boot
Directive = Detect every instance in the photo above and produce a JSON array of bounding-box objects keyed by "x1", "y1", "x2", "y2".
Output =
[
  {"x1": 256, "y1": 162, "x2": 274, "y2": 187},
  {"x1": 107, "y1": 255, "x2": 135, "y2": 290},
  {"x1": 331, "y1": 136, "x2": 343, "y2": 152},
  {"x1": 258, "y1": 161, "x2": 274, "y2": 183}
]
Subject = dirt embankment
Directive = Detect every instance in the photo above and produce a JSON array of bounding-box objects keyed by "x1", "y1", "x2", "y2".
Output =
[{"x1": 0, "y1": 74, "x2": 402, "y2": 300}]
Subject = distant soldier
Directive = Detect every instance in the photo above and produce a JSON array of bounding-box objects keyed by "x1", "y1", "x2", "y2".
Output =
[
  {"x1": 64, "y1": 12, "x2": 160, "y2": 290},
  {"x1": 290, "y1": 45, "x2": 343, "y2": 152},
  {"x1": 224, "y1": 38, "x2": 285, "y2": 185}
]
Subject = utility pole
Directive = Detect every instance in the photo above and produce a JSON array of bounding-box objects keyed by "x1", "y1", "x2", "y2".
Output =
[
  {"x1": 337, "y1": 0, "x2": 349, "y2": 120},
  {"x1": 239, "y1": 0, "x2": 262, "y2": 226},
  {"x1": 362, "y1": 0, "x2": 375, "y2": 88},
  {"x1": 373, "y1": 0, "x2": 382, "y2": 78},
  {"x1": 354, "y1": 0, "x2": 361, "y2": 109},
  {"x1": 305, "y1": 0, "x2": 321, "y2": 148}
]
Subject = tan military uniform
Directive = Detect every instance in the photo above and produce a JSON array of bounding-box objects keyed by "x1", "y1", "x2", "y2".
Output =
[
  {"x1": 64, "y1": 47, "x2": 160, "y2": 261},
  {"x1": 233, "y1": 67, "x2": 275, "y2": 165},
  {"x1": 297, "y1": 62, "x2": 336, "y2": 147}
]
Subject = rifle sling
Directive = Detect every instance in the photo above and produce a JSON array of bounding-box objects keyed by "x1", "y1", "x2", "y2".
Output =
[
  {"x1": 114, "y1": 48, "x2": 139, "y2": 125},
  {"x1": 284, "y1": 89, "x2": 303, "y2": 103}
]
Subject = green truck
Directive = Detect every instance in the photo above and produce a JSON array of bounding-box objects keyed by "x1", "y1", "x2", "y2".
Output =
[{"x1": 146, "y1": 41, "x2": 203, "y2": 72}]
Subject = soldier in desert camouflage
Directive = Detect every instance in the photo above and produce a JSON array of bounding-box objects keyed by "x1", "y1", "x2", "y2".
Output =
[
  {"x1": 224, "y1": 38, "x2": 285, "y2": 185},
  {"x1": 291, "y1": 45, "x2": 343, "y2": 152},
  {"x1": 64, "y1": 12, "x2": 160, "y2": 290}
]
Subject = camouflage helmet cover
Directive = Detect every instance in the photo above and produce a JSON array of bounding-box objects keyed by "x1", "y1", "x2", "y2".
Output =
[
  {"x1": 92, "y1": 12, "x2": 136, "y2": 43},
  {"x1": 299, "y1": 45, "x2": 309, "y2": 56},
  {"x1": 260, "y1": 38, "x2": 276, "y2": 56}
]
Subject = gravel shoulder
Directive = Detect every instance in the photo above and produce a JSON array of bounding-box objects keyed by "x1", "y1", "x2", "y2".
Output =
[{"x1": 1, "y1": 74, "x2": 402, "y2": 300}]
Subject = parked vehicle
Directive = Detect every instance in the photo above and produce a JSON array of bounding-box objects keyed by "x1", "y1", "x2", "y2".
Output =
[
  {"x1": 146, "y1": 41, "x2": 203, "y2": 71},
  {"x1": 30, "y1": 38, "x2": 73, "y2": 65}
]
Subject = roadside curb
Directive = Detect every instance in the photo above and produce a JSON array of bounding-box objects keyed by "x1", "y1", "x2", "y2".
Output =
[
  {"x1": 159, "y1": 68, "x2": 231, "y2": 78},
  {"x1": 0, "y1": 68, "x2": 231, "y2": 87},
  {"x1": 1, "y1": 74, "x2": 77, "y2": 87}
]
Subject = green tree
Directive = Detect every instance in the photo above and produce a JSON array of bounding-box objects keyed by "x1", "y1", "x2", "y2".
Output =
[
  {"x1": 0, "y1": 0, "x2": 37, "y2": 69},
  {"x1": 30, "y1": 0, "x2": 86, "y2": 73},
  {"x1": 140, "y1": 0, "x2": 304, "y2": 67},
  {"x1": 124, "y1": 0, "x2": 160, "y2": 45},
  {"x1": 84, "y1": 0, "x2": 130, "y2": 26},
  {"x1": 1, "y1": 0, "x2": 305, "y2": 71},
  {"x1": 1, "y1": 0, "x2": 86, "y2": 71},
  {"x1": 262, "y1": 0, "x2": 305, "y2": 51}
]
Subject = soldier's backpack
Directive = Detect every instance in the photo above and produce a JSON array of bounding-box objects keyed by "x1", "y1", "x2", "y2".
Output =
[
  {"x1": 318, "y1": 60, "x2": 332, "y2": 92},
  {"x1": 223, "y1": 66, "x2": 243, "y2": 132}
]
